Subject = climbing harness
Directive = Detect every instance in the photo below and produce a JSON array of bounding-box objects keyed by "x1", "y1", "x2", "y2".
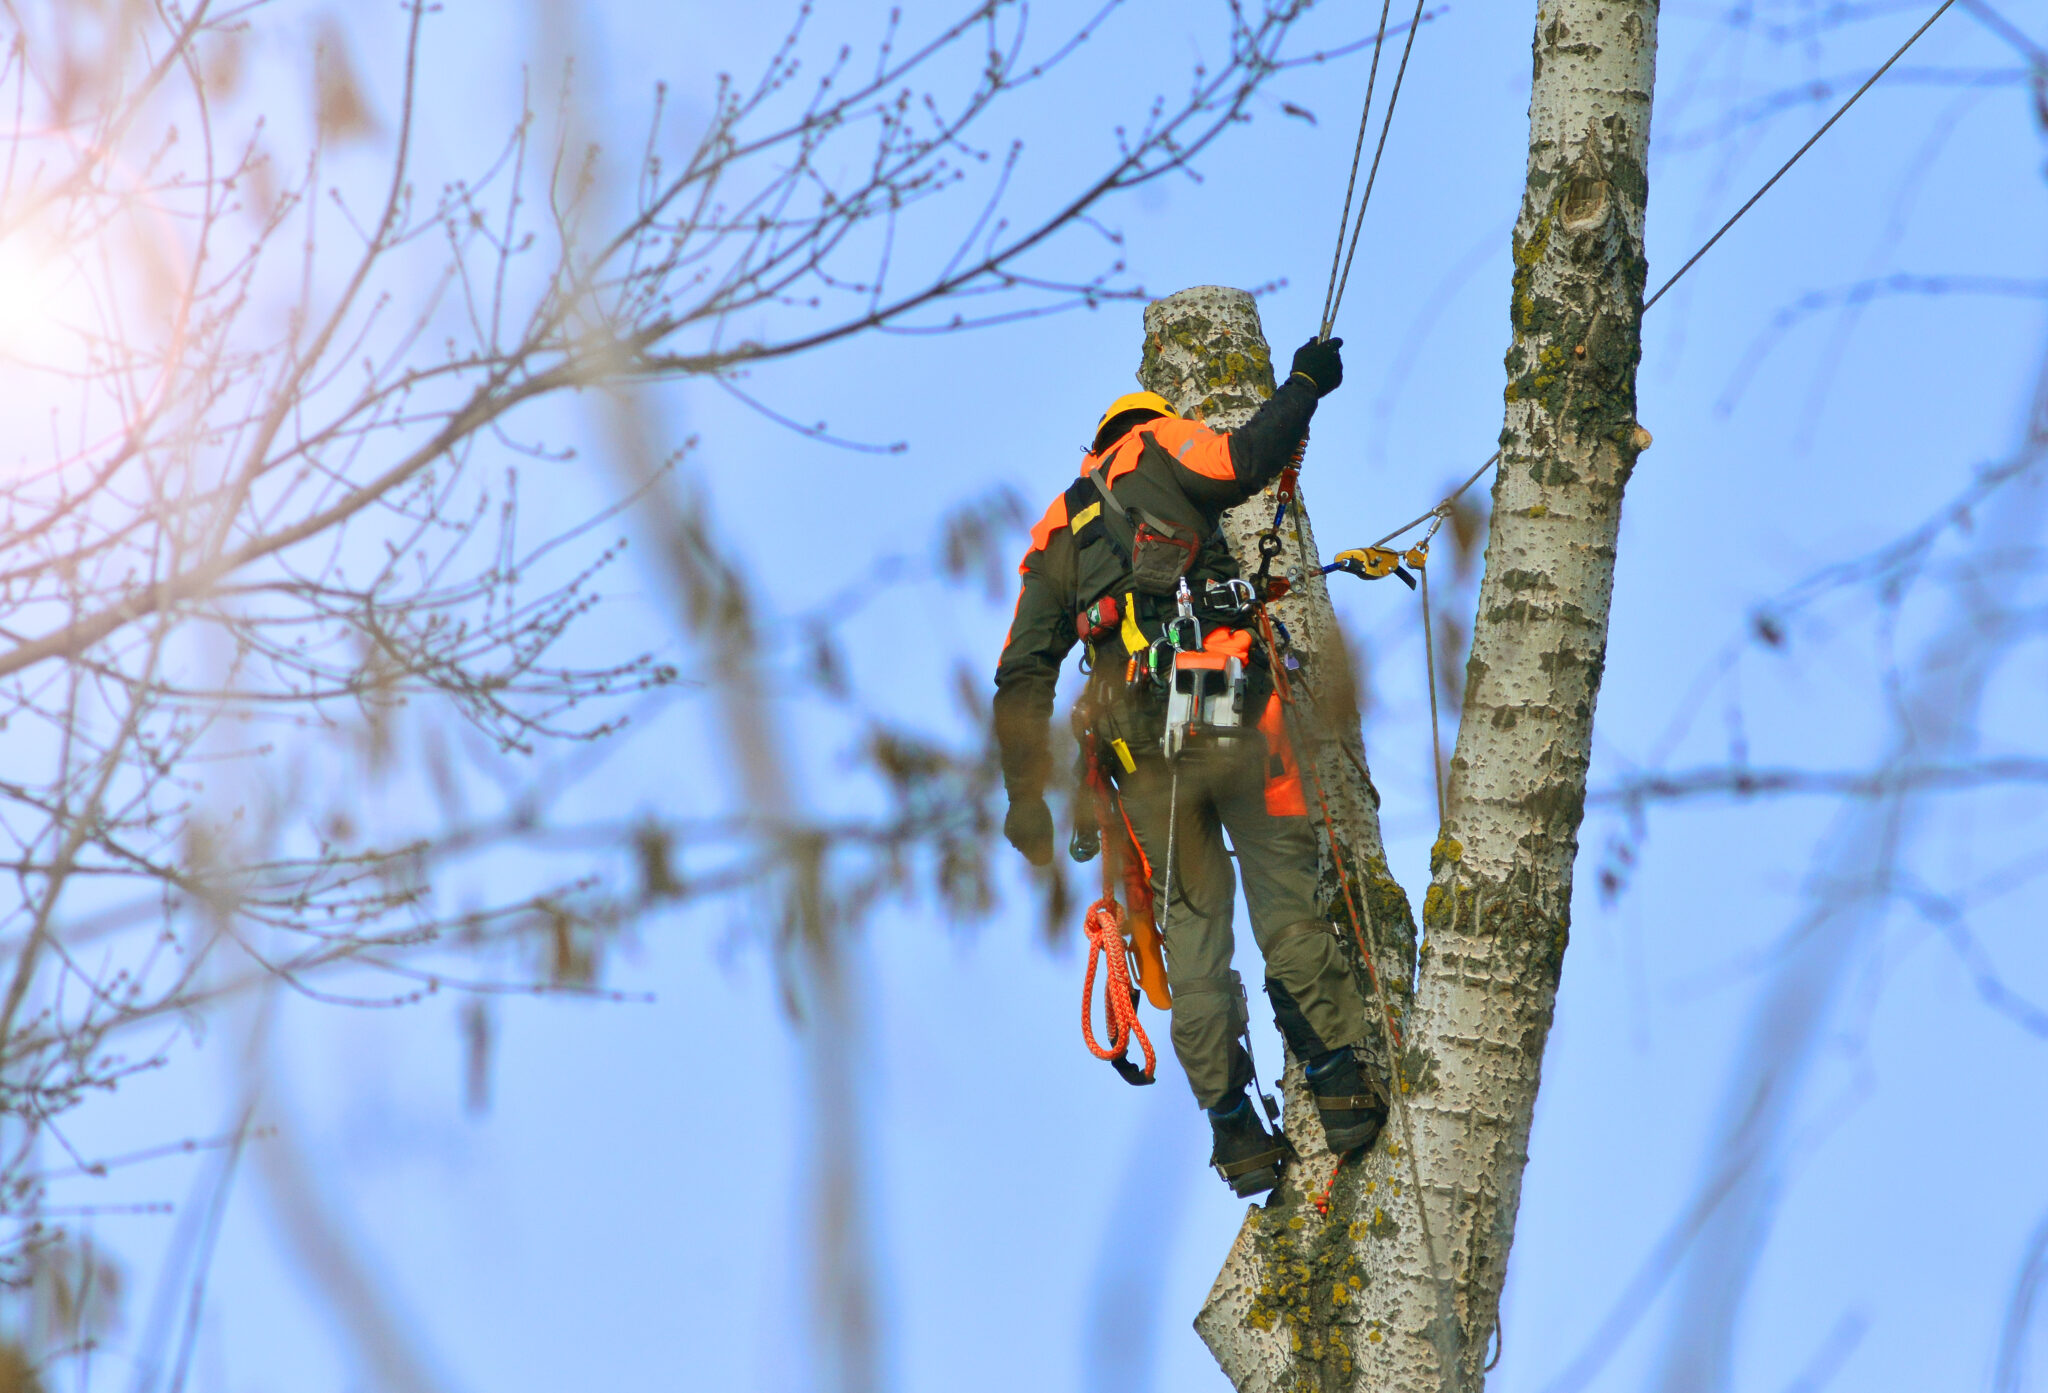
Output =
[{"x1": 1068, "y1": 570, "x2": 1281, "y2": 1103}]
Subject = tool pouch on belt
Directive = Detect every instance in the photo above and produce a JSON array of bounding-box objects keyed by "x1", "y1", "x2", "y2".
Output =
[
  {"x1": 1086, "y1": 467, "x2": 1199, "y2": 596},
  {"x1": 1076, "y1": 593, "x2": 1122, "y2": 643},
  {"x1": 1127, "y1": 520, "x2": 1200, "y2": 594}
]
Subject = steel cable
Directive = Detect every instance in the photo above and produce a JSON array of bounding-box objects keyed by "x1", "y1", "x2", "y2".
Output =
[
  {"x1": 1322, "y1": 0, "x2": 1434, "y2": 339},
  {"x1": 1318, "y1": 0, "x2": 1400, "y2": 338},
  {"x1": 1363, "y1": 0, "x2": 1960, "y2": 546}
]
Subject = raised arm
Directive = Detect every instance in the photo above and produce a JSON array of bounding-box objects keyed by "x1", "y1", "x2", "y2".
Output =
[{"x1": 1143, "y1": 337, "x2": 1344, "y2": 512}]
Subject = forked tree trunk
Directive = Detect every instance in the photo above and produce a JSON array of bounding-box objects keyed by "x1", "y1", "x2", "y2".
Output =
[{"x1": 1186, "y1": 0, "x2": 1659, "y2": 1385}]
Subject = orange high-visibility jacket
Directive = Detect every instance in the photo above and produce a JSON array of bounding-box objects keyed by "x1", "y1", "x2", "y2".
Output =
[{"x1": 991, "y1": 374, "x2": 1320, "y2": 801}]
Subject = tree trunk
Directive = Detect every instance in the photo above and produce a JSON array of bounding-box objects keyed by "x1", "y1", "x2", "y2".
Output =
[{"x1": 1187, "y1": 0, "x2": 1660, "y2": 1382}]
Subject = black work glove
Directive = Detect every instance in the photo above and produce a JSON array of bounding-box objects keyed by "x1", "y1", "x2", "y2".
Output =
[
  {"x1": 1004, "y1": 795, "x2": 1055, "y2": 867},
  {"x1": 1289, "y1": 336, "x2": 1344, "y2": 397}
]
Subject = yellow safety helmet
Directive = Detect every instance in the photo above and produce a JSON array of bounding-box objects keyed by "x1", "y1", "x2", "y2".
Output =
[{"x1": 1093, "y1": 391, "x2": 1178, "y2": 451}]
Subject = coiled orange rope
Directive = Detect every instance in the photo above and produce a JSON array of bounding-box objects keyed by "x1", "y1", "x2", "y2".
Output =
[{"x1": 1081, "y1": 896, "x2": 1155, "y2": 1080}]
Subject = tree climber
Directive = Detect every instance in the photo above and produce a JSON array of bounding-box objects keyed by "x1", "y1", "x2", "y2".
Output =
[{"x1": 992, "y1": 336, "x2": 1387, "y2": 1197}]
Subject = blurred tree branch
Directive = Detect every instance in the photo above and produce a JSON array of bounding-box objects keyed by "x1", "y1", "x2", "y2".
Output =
[{"x1": 0, "y1": 0, "x2": 1333, "y2": 1377}]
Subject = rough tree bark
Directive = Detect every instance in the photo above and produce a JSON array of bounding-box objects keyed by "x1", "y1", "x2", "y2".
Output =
[{"x1": 1185, "y1": 0, "x2": 1660, "y2": 1384}]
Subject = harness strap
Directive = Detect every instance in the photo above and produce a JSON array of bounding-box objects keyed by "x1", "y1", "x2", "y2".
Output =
[
  {"x1": 1265, "y1": 918, "x2": 1336, "y2": 952},
  {"x1": 1171, "y1": 971, "x2": 1246, "y2": 1004},
  {"x1": 1084, "y1": 467, "x2": 1140, "y2": 560},
  {"x1": 1086, "y1": 457, "x2": 1200, "y2": 554},
  {"x1": 1216, "y1": 1140, "x2": 1290, "y2": 1181}
]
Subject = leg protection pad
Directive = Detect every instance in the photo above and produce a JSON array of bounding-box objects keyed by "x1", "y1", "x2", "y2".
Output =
[
  {"x1": 1259, "y1": 919, "x2": 1372, "y2": 1056},
  {"x1": 1264, "y1": 975, "x2": 1333, "y2": 1061}
]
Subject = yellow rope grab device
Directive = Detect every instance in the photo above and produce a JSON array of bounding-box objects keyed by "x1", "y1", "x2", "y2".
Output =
[{"x1": 1328, "y1": 541, "x2": 1429, "y2": 588}]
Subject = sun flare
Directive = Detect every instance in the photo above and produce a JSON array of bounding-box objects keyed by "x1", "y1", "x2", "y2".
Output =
[{"x1": 0, "y1": 232, "x2": 84, "y2": 367}]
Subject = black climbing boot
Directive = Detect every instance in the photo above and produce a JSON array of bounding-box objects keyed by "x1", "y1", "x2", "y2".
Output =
[
  {"x1": 1307, "y1": 1047, "x2": 1387, "y2": 1155},
  {"x1": 1207, "y1": 1093, "x2": 1288, "y2": 1198}
]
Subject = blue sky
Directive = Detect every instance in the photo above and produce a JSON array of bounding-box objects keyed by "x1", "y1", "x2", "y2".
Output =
[{"x1": 32, "y1": 2, "x2": 2048, "y2": 1390}]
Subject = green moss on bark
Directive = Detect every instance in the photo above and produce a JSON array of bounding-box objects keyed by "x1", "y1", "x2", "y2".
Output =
[
  {"x1": 1242, "y1": 1163, "x2": 1387, "y2": 1391},
  {"x1": 1501, "y1": 135, "x2": 1651, "y2": 487},
  {"x1": 1138, "y1": 304, "x2": 1277, "y2": 420}
]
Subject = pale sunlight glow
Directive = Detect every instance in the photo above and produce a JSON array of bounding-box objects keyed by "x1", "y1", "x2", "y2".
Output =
[{"x1": 0, "y1": 232, "x2": 84, "y2": 367}]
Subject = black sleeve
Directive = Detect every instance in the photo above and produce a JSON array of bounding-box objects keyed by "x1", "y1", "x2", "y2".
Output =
[
  {"x1": 1224, "y1": 373, "x2": 1319, "y2": 494},
  {"x1": 992, "y1": 528, "x2": 1078, "y2": 799}
]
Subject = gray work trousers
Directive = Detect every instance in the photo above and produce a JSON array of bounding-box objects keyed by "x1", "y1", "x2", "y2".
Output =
[{"x1": 1119, "y1": 734, "x2": 1373, "y2": 1110}]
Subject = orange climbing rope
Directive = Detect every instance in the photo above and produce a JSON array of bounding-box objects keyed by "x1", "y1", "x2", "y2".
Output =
[
  {"x1": 1311, "y1": 1154, "x2": 1348, "y2": 1216},
  {"x1": 1081, "y1": 896, "x2": 1156, "y2": 1080},
  {"x1": 1075, "y1": 729, "x2": 1161, "y2": 1084}
]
